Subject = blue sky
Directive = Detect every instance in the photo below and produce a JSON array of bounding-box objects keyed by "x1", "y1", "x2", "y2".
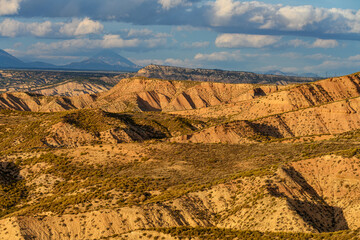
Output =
[{"x1": 1, "y1": 0, "x2": 360, "y2": 76}]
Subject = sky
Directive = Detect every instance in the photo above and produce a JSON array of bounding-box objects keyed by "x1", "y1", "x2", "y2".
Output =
[{"x1": 1, "y1": 0, "x2": 360, "y2": 76}]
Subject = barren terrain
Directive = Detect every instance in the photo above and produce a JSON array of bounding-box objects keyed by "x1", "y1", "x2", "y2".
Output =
[{"x1": 1, "y1": 71, "x2": 360, "y2": 239}]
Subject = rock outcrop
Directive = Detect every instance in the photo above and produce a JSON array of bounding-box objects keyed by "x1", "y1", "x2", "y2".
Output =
[{"x1": 136, "y1": 65, "x2": 318, "y2": 84}]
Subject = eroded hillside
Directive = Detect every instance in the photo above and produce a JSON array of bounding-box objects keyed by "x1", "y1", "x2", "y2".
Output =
[
  {"x1": 0, "y1": 70, "x2": 123, "y2": 97},
  {"x1": 1, "y1": 72, "x2": 360, "y2": 239},
  {"x1": 1, "y1": 137, "x2": 360, "y2": 239}
]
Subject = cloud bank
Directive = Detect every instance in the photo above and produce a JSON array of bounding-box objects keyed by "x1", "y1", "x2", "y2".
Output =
[
  {"x1": 59, "y1": 18, "x2": 103, "y2": 36},
  {"x1": 158, "y1": 0, "x2": 191, "y2": 10},
  {"x1": 194, "y1": 50, "x2": 243, "y2": 61},
  {"x1": 0, "y1": 19, "x2": 52, "y2": 37},
  {"x1": 9, "y1": 0, "x2": 360, "y2": 40},
  {"x1": 0, "y1": 18, "x2": 103, "y2": 37},
  {"x1": 289, "y1": 39, "x2": 339, "y2": 48},
  {"x1": 22, "y1": 33, "x2": 170, "y2": 57},
  {"x1": 215, "y1": 34, "x2": 281, "y2": 48}
]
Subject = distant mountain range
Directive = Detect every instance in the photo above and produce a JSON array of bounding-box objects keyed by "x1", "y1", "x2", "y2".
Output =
[
  {"x1": 0, "y1": 49, "x2": 29, "y2": 68},
  {"x1": 263, "y1": 70, "x2": 320, "y2": 78},
  {"x1": 0, "y1": 49, "x2": 140, "y2": 72},
  {"x1": 0, "y1": 49, "x2": 322, "y2": 77}
]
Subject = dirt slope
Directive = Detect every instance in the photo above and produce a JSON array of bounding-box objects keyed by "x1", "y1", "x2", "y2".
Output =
[
  {"x1": 255, "y1": 97, "x2": 360, "y2": 138},
  {"x1": 2, "y1": 154, "x2": 359, "y2": 239},
  {"x1": 173, "y1": 73, "x2": 360, "y2": 120},
  {"x1": 289, "y1": 155, "x2": 360, "y2": 230},
  {"x1": 0, "y1": 78, "x2": 281, "y2": 113},
  {"x1": 170, "y1": 121, "x2": 262, "y2": 144},
  {"x1": 32, "y1": 81, "x2": 110, "y2": 96},
  {"x1": 0, "y1": 92, "x2": 96, "y2": 112},
  {"x1": 95, "y1": 77, "x2": 282, "y2": 112},
  {"x1": 0, "y1": 73, "x2": 358, "y2": 116},
  {"x1": 2, "y1": 74, "x2": 360, "y2": 140}
]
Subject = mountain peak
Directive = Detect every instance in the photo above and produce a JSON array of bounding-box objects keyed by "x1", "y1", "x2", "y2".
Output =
[
  {"x1": 0, "y1": 49, "x2": 11, "y2": 56},
  {"x1": 63, "y1": 51, "x2": 140, "y2": 72},
  {"x1": 0, "y1": 49, "x2": 25, "y2": 68},
  {"x1": 91, "y1": 50, "x2": 138, "y2": 68}
]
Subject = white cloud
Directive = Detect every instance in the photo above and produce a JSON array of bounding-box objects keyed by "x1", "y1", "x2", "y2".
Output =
[
  {"x1": 158, "y1": 0, "x2": 189, "y2": 10},
  {"x1": 13, "y1": 0, "x2": 360, "y2": 39},
  {"x1": 100, "y1": 34, "x2": 168, "y2": 49},
  {"x1": 192, "y1": 41, "x2": 209, "y2": 48},
  {"x1": 209, "y1": 0, "x2": 360, "y2": 36},
  {"x1": 27, "y1": 21, "x2": 53, "y2": 37},
  {"x1": 288, "y1": 39, "x2": 308, "y2": 48},
  {"x1": 279, "y1": 52, "x2": 301, "y2": 59},
  {"x1": 127, "y1": 29, "x2": 153, "y2": 37},
  {"x1": 215, "y1": 33, "x2": 281, "y2": 48},
  {"x1": 213, "y1": 0, "x2": 235, "y2": 20},
  {"x1": 122, "y1": 28, "x2": 172, "y2": 42},
  {"x1": 194, "y1": 50, "x2": 270, "y2": 62},
  {"x1": 305, "y1": 53, "x2": 334, "y2": 60},
  {"x1": 163, "y1": 58, "x2": 189, "y2": 66},
  {"x1": 279, "y1": 52, "x2": 335, "y2": 60},
  {"x1": 288, "y1": 38, "x2": 339, "y2": 48},
  {"x1": 194, "y1": 50, "x2": 242, "y2": 61},
  {"x1": 144, "y1": 38, "x2": 168, "y2": 48},
  {"x1": 6, "y1": 47, "x2": 84, "y2": 64},
  {"x1": 348, "y1": 55, "x2": 360, "y2": 61},
  {"x1": 182, "y1": 41, "x2": 209, "y2": 48},
  {"x1": 29, "y1": 39, "x2": 99, "y2": 55},
  {"x1": 303, "y1": 60, "x2": 360, "y2": 73},
  {"x1": 0, "y1": 18, "x2": 21, "y2": 37},
  {"x1": 23, "y1": 33, "x2": 170, "y2": 56},
  {"x1": 211, "y1": 0, "x2": 273, "y2": 26},
  {"x1": 59, "y1": 18, "x2": 103, "y2": 36},
  {"x1": 0, "y1": 18, "x2": 52, "y2": 37},
  {"x1": 176, "y1": 25, "x2": 208, "y2": 32},
  {"x1": 0, "y1": 18, "x2": 103, "y2": 37},
  {"x1": 0, "y1": 0, "x2": 22, "y2": 15},
  {"x1": 312, "y1": 39, "x2": 338, "y2": 48},
  {"x1": 100, "y1": 34, "x2": 140, "y2": 48},
  {"x1": 274, "y1": 5, "x2": 328, "y2": 31}
]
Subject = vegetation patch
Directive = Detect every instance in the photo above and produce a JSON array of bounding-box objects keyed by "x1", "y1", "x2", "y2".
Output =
[
  {"x1": 154, "y1": 227, "x2": 360, "y2": 240},
  {"x1": 0, "y1": 162, "x2": 27, "y2": 217}
]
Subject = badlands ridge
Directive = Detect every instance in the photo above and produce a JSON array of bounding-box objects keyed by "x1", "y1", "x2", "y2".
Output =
[{"x1": 1, "y1": 71, "x2": 360, "y2": 239}]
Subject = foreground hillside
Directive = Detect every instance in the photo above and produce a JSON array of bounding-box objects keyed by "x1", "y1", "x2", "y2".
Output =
[
  {"x1": 1, "y1": 118, "x2": 360, "y2": 239},
  {"x1": 1, "y1": 72, "x2": 360, "y2": 239}
]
